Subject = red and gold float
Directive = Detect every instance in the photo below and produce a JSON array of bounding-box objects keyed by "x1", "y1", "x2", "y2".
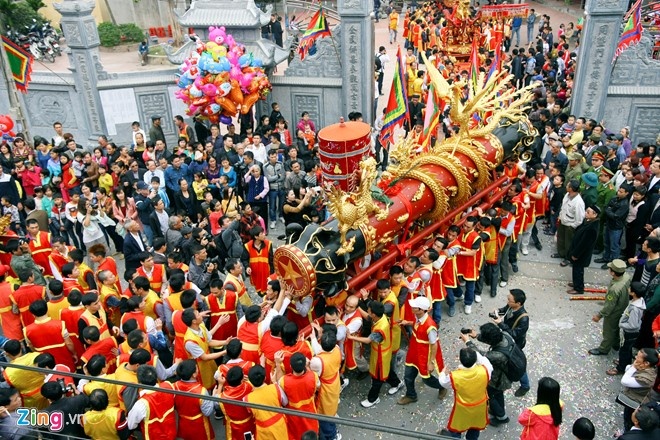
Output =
[{"x1": 274, "y1": 59, "x2": 538, "y2": 299}]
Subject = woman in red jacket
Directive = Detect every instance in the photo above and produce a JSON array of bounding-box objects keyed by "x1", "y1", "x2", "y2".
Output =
[
  {"x1": 519, "y1": 377, "x2": 563, "y2": 440},
  {"x1": 59, "y1": 155, "x2": 78, "y2": 202}
]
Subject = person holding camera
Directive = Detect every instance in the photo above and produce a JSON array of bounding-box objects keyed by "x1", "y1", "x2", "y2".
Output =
[
  {"x1": 40, "y1": 381, "x2": 89, "y2": 440},
  {"x1": 491, "y1": 289, "x2": 531, "y2": 397},
  {"x1": 461, "y1": 323, "x2": 515, "y2": 427},
  {"x1": 188, "y1": 243, "x2": 217, "y2": 295}
]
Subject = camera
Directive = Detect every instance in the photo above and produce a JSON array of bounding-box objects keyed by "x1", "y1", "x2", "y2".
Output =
[
  {"x1": 460, "y1": 328, "x2": 472, "y2": 335},
  {"x1": 489, "y1": 311, "x2": 505, "y2": 320},
  {"x1": 203, "y1": 256, "x2": 221, "y2": 272},
  {"x1": 56, "y1": 378, "x2": 74, "y2": 394},
  {"x1": 91, "y1": 203, "x2": 98, "y2": 209}
]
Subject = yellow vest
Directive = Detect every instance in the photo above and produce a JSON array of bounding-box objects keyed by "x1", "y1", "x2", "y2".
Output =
[
  {"x1": 47, "y1": 297, "x2": 70, "y2": 321},
  {"x1": 317, "y1": 347, "x2": 341, "y2": 416},
  {"x1": 83, "y1": 374, "x2": 120, "y2": 408},
  {"x1": 143, "y1": 290, "x2": 160, "y2": 320},
  {"x1": 382, "y1": 290, "x2": 401, "y2": 352},
  {"x1": 83, "y1": 407, "x2": 123, "y2": 440},
  {"x1": 3, "y1": 352, "x2": 48, "y2": 409},
  {"x1": 183, "y1": 325, "x2": 217, "y2": 390},
  {"x1": 369, "y1": 315, "x2": 392, "y2": 381},
  {"x1": 114, "y1": 364, "x2": 138, "y2": 411},
  {"x1": 448, "y1": 365, "x2": 490, "y2": 432},
  {"x1": 78, "y1": 263, "x2": 93, "y2": 290},
  {"x1": 246, "y1": 385, "x2": 288, "y2": 439}
]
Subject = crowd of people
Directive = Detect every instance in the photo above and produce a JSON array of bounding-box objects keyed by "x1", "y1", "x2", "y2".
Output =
[{"x1": 0, "y1": 1, "x2": 658, "y2": 440}]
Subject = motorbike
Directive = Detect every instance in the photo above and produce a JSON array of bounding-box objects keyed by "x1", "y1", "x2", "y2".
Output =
[
  {"x1": 44, "y1": 33, "x2": 62, "y2": 56},
  {"x1": 28, "y1": 34, "x2": 55, "y2": 63}
]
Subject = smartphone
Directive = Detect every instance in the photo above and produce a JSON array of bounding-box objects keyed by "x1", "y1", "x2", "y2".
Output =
[{"x1": 244, "y1": 433, "x2": 254, "y2": 440}]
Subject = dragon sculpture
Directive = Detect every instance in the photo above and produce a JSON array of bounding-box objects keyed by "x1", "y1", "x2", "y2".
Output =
[
  {"x1": 273, "y1": 54, "x2": 538, "y2": 297},
  {"x1": 325, "y1": 157, "x2": 389, "y2": 255}
]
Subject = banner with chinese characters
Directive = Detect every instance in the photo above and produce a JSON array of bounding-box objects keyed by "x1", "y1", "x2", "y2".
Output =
[{"x1": 480, "y1": 4, "x2": 530, "y2": 19}]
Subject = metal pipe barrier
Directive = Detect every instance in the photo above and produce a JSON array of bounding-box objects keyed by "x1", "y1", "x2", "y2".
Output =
[{"x1": 0, "y1": 361, "x2": 455, "y2": 440}]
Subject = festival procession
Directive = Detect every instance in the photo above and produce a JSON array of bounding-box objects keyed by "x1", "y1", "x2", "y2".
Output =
[{"x1": 0, "y1": 0, "x2": 658, "y2": 438}]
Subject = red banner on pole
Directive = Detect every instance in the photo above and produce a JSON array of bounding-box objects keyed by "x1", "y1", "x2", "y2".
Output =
[{"x1": 480, "y1": 3, "x2": 530, "y2": 19}]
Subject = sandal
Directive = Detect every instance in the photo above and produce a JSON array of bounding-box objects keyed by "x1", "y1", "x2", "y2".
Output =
[{"x1": 606, "y1": 368, "x2": 623, "y2": 376}]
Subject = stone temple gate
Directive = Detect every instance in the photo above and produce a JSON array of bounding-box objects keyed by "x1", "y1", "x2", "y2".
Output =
[
  {"x1": 572, "y1": 0, "x2": 660, "y2": 147},
  {"x1": 0, "y1": 0, "x2": 658, "y2": 146}
]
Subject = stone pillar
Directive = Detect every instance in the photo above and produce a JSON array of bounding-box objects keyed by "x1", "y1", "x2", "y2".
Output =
[
  {"x1": 54, "y1": 0, "x2": 109, "y2": 145},
  {"x1": 571, "y1": 0, "x2": 628, "y2": 120},
  {"x1": 338, "y1": 0, "x2": 375, "y2": 122}
]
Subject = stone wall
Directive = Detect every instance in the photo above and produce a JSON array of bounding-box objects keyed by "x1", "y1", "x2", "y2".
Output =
[
  {"x1": 603, "y1": 38, "x2": 660, "y2": 147},
  {"x1": 20, "y1": 68, "x2": 189, "y2": 148}
]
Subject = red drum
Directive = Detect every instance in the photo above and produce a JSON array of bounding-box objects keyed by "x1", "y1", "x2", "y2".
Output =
[{"x1": 318, "y1": 121, "x2": 373, "y2": 192}]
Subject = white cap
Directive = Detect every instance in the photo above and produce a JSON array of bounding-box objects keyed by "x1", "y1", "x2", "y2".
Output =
[{"x1": 408, "y1": 296, "x2": 431, "y2": 311}]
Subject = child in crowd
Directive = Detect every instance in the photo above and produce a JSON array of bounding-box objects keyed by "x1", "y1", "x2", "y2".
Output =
[
  {"x1": 150, "y1": 176, "x2": 170, "y2": 209},
  {"x1": 558, "y1": 115, "x2": 575, "y2": 138},
  {"x1": 40, "y1": 168, "x2": 52, "y2": 187},
  {"x1": 33, "y1": 186, "x2": 45, "y2": 210},
  {"x1": 97, "y1": 165, "x2": 113, "y2": 194},
  {"x1": 192, "y1": 172, "x2": 209, "y2": 202},
  {"x1": 47, "y1": 150, "x2": 62, "y2": 185},
  {"x1": 131, "y1": 121, "x2": 146, "y2": 147},
  {"x1": 1, "y1": 196, "x2": 21, "y2": 234}
]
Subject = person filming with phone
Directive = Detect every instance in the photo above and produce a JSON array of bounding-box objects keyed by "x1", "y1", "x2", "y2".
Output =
[{"x1": 490, "y1": 288, "x2": 531, "y2": 398}]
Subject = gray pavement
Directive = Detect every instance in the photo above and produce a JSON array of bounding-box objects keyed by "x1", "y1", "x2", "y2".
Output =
[{"x1": 335, "y1": 226, "x2": 625, "y2": 439}]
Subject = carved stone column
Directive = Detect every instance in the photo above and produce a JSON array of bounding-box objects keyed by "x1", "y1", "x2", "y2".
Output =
[
  {"x1": 338, "y1": 0, "x2": 375, "y2": 122},
  {"x1": 571, "y1": 0, "x2": 628, "y2": 120},
  {"x1": 54, "y1": 0, "x2": 109, "y2": 145}
]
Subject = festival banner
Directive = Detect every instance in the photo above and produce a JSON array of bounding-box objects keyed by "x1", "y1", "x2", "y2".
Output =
[
  {"x1": 1, "y1": 36, "x2": 32, "y2": 93},
  {"x1": 480, "y1": 3, "x2": 530, "y2": 19},
  {"x1": 379, "y1": 46, "x2": 409, "y2": 148},
  {"x1": 298, "y1": 8, "x2": 332, "y2": 60},
  {"x1": 469, "y1": 38, "x2": 480, "y2": 98},
  {"x1": 613, "y1": 0, "x2": 643, "y2": 62},
  {"x1": 419, "y1": 82, "x2": 443, "y2": 152}
]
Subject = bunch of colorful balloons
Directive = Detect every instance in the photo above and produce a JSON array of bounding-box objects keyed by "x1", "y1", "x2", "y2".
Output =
[{"x1": 175, "y1": 26, "x2": 272, "y2": 125}]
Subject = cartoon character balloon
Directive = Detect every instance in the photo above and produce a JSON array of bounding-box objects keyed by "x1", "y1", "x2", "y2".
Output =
[
  {"x1": 0, "y1": 115, "x2": 16, "y2": 142},
  {"x1": 175, "y1": 27, "x2": 271, "y2": 124}
]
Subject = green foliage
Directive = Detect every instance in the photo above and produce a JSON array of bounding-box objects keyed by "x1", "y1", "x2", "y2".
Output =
[
  {"x1": 97, "y1": 22, "x2": 145, "y2": 47},
  {"x1": 1, "y1": 2, "x2": 44, "y2": 32},
  {"x1": 118, "y1": 23, "x2": 146, "y2": 43},
  {"x1": 0, "y1": 0, "x2": 18, "y2": 30},
  {"x1": 25, "y1": 0, "x2": 46, "y2": 12},
  {"x1": 98, "y1": 22, "x2": 121, "y2": 47}
]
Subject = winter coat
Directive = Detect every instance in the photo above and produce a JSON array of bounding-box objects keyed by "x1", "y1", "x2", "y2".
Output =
[
  {"x1": 619, "y1": 297, "x2": 646, "y2": 333},
  {"x1": 519, "y1": 403, "x2": 563, "y2": 440},
  {"x1": 568, "y1": 218, "x2": 599, "y2": 267}
]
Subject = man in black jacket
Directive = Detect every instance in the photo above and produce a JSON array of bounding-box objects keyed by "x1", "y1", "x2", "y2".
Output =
[
  {"x1": 134, "y1": 181, "x2": 156, "y2": 245},
  {"x1": 493, "y1": 288, "x2": 530, "y2": 397},
  {"x1": 617, "y1": 405, "x2": 660, "y2": 440},
  {"x1": 40, "y1": 381, "x2": 90, "y2": 440},
  {"x1": 596, "y1": 184, "x2": 631, "y2": 269},
  {"x1": 567, "y1": 205, "x2": 601, "y2": 295}
]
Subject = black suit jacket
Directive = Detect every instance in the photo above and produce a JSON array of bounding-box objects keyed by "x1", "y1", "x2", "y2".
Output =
[
  {"x1": 149, "y1": 209, "x2": 171, "y2": 239},
  {"x1": 568, "y1": 218, "x2": 599, "y2": 266},
  {"x1": 618, "y1": 428, "x2": 660, "y2": 440},
  {"x1": 123, "y1": 232, "x2": 146, "y2": 270}
]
